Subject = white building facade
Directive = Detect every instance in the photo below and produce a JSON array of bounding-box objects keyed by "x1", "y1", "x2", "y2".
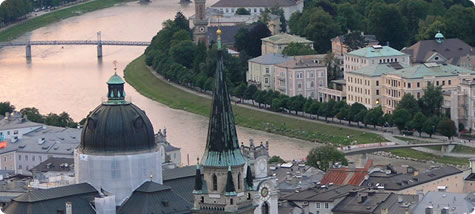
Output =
[{"x1": 210, "y1": 0, "x2": 304, "y2": 20}]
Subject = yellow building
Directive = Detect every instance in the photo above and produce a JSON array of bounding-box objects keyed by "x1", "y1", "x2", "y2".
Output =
[{"x1": 346, "y1": 62, "x2": 475, "y2": 113}]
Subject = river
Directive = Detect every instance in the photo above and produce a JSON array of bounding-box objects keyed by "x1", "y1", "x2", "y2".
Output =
[{"x1": 0, "y1": 0, "x2": 315, "y2": 163}]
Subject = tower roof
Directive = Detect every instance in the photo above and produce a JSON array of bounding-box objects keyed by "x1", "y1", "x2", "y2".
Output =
[
  {"x1": 107, "y1": 73, "x2": 125, "y2": 84},
  {"x1": 201, "y1": 31, "x2": 246, "y2": 167}
]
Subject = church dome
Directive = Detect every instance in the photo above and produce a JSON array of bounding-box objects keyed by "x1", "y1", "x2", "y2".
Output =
[{"x1": 79, "y1": 73, "x2": 156, "y2": 155}]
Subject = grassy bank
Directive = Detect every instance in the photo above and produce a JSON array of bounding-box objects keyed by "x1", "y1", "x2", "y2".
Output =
[
  {"x1": 394, "y1": 136, "x2": 475, "y2": 154},
  {"x1": 390, "y1": 149, "x2": 469, "y2": 166},
  {"x1": 124, "y1": 55, "x2": 386, "y2": 145},
  {"x1": 0, "y1": 0, "x2": 133, "y2": 42}
]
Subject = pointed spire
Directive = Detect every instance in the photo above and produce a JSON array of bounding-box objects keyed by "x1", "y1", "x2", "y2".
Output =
[
  {"x1": 245, "y1": 160, "x2": 253, "y2": 189},
  {"x1": 194, "y1": 158, "x2": 202, "y2": 192},
  {"x1": 225, "y1": 165, "x2": 236, "y2": 195},
  {"x1": 201, "y1": 29, "x2": 245, "y2": 167}
]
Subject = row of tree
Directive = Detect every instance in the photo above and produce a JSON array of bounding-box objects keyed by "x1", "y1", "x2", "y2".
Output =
[
  {"x1": 0, "y1": 102, "x2": 79, "y2": 128},
  {"x1": 288, "y1": 0, "x2": 474, "y2": 53}
]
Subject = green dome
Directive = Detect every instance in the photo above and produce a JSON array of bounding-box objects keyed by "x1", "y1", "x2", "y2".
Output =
[
  {"x1": 435, "y1": 32, "x2": 444, "y2": 39},
  {"x1": 107, "y1": 73, "x2": 125, "y2": 84}
]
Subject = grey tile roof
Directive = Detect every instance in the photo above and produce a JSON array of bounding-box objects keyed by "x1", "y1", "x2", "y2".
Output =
[
  {"x1": 372, "y1": 194, "x2": 418, "y2": 214},
  {"x1": 207, "y1": 25, "x2": 254, "y2": 47},
  {"x1": 29, "y1": 157, "x2": 73, "y2": 172},
  {"x1": 412, "y1": 192, "x2": 475, "y2": 214},
  {"x1": 0, "y1": 115, "x2": 43, "y2": 131},
  {"x1": 362, "y1": 166, "x2": 462, "y2": 191},
  {"x1": 118, "y1": 181, "x2": 192, "y2": 214},
  {"x1": 249, "y1": 53, "x2": 292, "y2": 65},
  {"x1": 212, "y1": 0, "x2": 299, "y2": 8},
  {"x1": 2, "y1": 183, "x2": 99, "y2": 214},
  {"x1": 163, "y1": 166, "x2": 198, "y2": 203},
  {"x1": 402, "y1": 38, "x2": 474, "y2": 64},
  {"x1": 332, "y1": 191, "x2": 392, "y2": 214},
  {"x1": 280, "y1": 185, "x2": 366, "y2": 202}
]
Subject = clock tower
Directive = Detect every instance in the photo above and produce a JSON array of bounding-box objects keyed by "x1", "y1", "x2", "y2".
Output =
[
  {"x1": 193, "y1": 0, "x2": 208, "y2": 45},
  {"x1": 241, "y1": 139, "x2": 278, "y2": 214}
]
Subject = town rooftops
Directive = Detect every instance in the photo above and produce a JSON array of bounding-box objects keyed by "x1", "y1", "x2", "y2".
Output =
[
  {"x1": 29, "y1": 157, "x2": 74, "y2": 172},
  {"x1": 0, "y1": 112, "x2": 43, "y2": 131},
  {"x1": 276, "y1": 55, "x2": 326, "y2": 69},
  {"x1": 249, "y1": 53, "x2": 292, "y2": 65},
  {"x1": 320, "y1": 160, "x2": 373, "y2": 186},
  {"x1": 280, "y1": 185, "x2": 366, "y2": 202},
  {"x1": 347, "y1": 45, "x2": 407, "y2": 58},
  {"x1": 261, "y1": 33, "x2": 313, "y2": 45},
  {"x1": 163, "y1": 166, "x2": 199, "y2": 203},
  {"x1": 332, "y1": 191, "x2": 418, "y2": 214},
  {"x1": 212, "y1": 0, "x2": 299, "y2": 8},
  {"x1": 351, "y1": 62, "x2": 475, "y2": 79},
  {"x1": 402, "y1": 38, "x2": 474, "y2": 64},
  {"x1": 362, "y1": 166, "x2": 462, "y2": 191},
  {"x1": 412, "y1": 191, "x2": 475, "y2": 214}
]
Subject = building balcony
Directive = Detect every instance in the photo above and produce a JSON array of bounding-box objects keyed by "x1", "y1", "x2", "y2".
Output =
[
  {"x1": 277, "y1": 76, "x2": 285, "y2": 81},
  {"x1": 318, "y1": 87, "x2": 346, "y2": 97}
]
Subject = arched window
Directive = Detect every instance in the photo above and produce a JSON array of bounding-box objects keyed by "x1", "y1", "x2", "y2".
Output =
[
  {"x1": 200, "y1": 197, "x2": 204, "y2": 203},
  {"x1": 238, "y1": 173, "x2": 241, "y2": 190},
  {"x1": 230, "y1": 199, "x2": 234, "y2": 205},
  {"x1": 212, "y1": 174, "x2": 218, "y2": 191}
]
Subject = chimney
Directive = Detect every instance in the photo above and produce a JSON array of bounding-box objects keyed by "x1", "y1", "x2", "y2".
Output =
[
  {"x1": 359, "y1": 193, "x2": 368, "y2": 203},
  {"x1": 386, "y1": 41, "x2": 390, "y2": 47},
  {"x1": 425, "y1": 206, "x2": 433, "y2": 214},
  {"x1": 65, "y1": 202, "x2": 72, "y2": 214},
  {"x1": 414, "y1": 170, "x2": 419, "y2": 176},
  {"x1": 381, "y1": 208, "x2": 388, "y2": 214}
]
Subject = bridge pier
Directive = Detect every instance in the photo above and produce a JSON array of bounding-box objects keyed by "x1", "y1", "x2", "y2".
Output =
[
  {"x1": 441, "y1": 144, "x2": 455, "y2": 153},
  {"x1": 97, "y1": 44, "x2": 103, "y2": 58},
  {"x1": 25, "y1": 43, "x2": 31, "y2": 58}
]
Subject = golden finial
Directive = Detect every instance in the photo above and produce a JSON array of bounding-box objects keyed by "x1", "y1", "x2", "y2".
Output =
[
  {"x1": 217, "y1": 29, "x2": 222, "y2": 36},
  {"x1": 217, "y1": 29, "x2": 222, "y2": 50}
]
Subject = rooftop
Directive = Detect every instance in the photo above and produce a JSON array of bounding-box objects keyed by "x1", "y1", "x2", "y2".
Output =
[
  {"x1": 261, "y1": 33, "x2": 313, "y2": 45},
  {"x1": 0, "y1": 112, "x2": 43, "y2": 131},
  {"x1": 332, "y1": 191, "x2": 418, "y2": 214},
  {"x1": 280, "y1": 185, "x2": 366, "y2": 202},
  {"x1": 248, "y1": 53, "x2": 292, "y2": 65},
  {"x1": 29, "y1": 157, "x2": 74, "y2": 173},
  {"x1": 276, "y1": 55, "x2": 326, "y2": 69},
  {"x1": 346, "y1": 45, "x2": 407, "y2": 58},
  {"x1": 320, "y1": 160, "x2": 373, "y2": 186},
  {"x1": 412, "y1": 191, "x2": 475, "y2": 214},
  {"x1": 402, "y1": 38, "x2": 474, "y2": 64},
  {"x1": 272, "y1": 161, "x2": 324, "y2": 193},
  {"x1": 212, "y1": 0, "x2": 300, "y2": 8},
  {"x1": 362, "y1": 166, "x2": 462, "y2": 191},
  {"x1": 207, "y1": 25, "x2": 254, "y2": 46},
  {"x1": 350, "y1": 63, "x2": 407, "y2": 77},
  {"x1": 333, "y1": 33, "x2": 378, "y2": 44}
]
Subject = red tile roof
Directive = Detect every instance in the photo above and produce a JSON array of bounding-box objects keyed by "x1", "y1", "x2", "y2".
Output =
[{"x1": 320, "y1": 160, "x2": 372, "y2": 186}]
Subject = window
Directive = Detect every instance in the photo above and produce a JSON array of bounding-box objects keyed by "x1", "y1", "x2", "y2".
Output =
[
  {"x1": 265, "y1": 67, "x2": 269, "y2": 74},
  {"x1": 32, "y1": 156, "x2": 35, "y2": 161},
  {"x1": 213, "y1": 174, "x2": 218, "y2": 191},
  {"x1": 316, "y1": 203, "x2": 321, "y2": 209},
  {"x1": 39, "y1": 156, "x2": 42, "y2": 162},
  {"x1": 417, "y1": 92, "x2": 420, "y2": 99},
  {"x1": 408, "y1": 83, "x2": 411, "y2": 88},
  {"x1": 18, "y1": 165, "x2": 22, "y2": 169},
  {"x1": 26, "y1": 166, "x2": 29, "y2": 170},
  {"x1": 449, "y1": 80, "x2": 452, "y2": 85},
  {"x1": 230, "y1": 198, "x2": 234, "y2": 205},
  {"x1": 436, "y1": 81, "x2": 439, "y2": 86},
  {"x1": 18, "y1": 155, "x2": 21, "y2": 160},
  {"x1": 238, "y1": 173, "x2": 241, "y2": 190},
  {"x1": 376, "y1": 90, "x2": 379, "y2": 95},
  {"x1": 442, "y1": 80, "x2": 445, "y2": 85},
  {"x1": 3, "y1": 157, "x2": 5, "y2": 162},
  {"x1": 298, "y1": 83, "x2": 302, "y2": 89},
  {"x1": 417, "y1": 82, "x2": 420, "y2": 87},
  {"x1": 297, "y1": 73, "x2": 303, "y2": 79},
  {"x1": 25, "y1": 155, "x2": 28, "y2": 161},
  {"x1": 265, "y1": 78, "x2": 269, "y2": 84},
  {"x1": 376, "y1": 81, "x2": 379, "y2": 86},
  {"x1": 13, "y1": 130, "x2": 18, "y2": 135},
  {"x1": 325, "y1": 203, "x2": 329, "y2": 209}
]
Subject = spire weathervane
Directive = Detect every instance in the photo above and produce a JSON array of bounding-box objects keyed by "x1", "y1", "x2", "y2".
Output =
[{"x1": 113, "y1": 60, "x2": 118, "y2": 74}]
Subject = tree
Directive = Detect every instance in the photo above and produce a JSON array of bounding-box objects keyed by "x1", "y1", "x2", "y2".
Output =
[
  {"x1": 169, "y1": 40, "x2": 196, "y2": 68},
  {"x1": 336, "y1": 107, "x2": 348, "y2": 124},
  {"x1": 410, "y1": 112, "x2": 427, "y2": 136},
  {"x1": 325, "y1": 99, "x2": 337, "y2": 121},
  {"x1": 173, "y1": 12, "x2": 189, "y2": 31},
  {"x1": 368, "y1": 3, "x2": 408, "y2": 50},
  {"x1": 303, "y1": 8, "x2": 341, "y2": 53},
  {"x1": 348, "y1": 103, "x2": 366, "y2": 125},
  {"x1": 355, "y1": 109, "x2": 368, "y2": 127},
  {"x1": 309, "y1": 102, "x2": 321, "y2": 118},
  {"x1": 282, "y1": 42, "x2": 316, "y2": 56},
  {"x1": 254, "y1": 90, "x2": 267, "y2": 108},
  {"x1": 443, "y1": 5, "x2": 475, "y2": 46},
  {"x1": 396, "y1": 94, "x2": 419, "y2": 118},
  {"x1": 234, "y1": 28, "x2": 249, "y2": 53},
  {"x1": 336, "y1": 3, "x2": 365, "y2": 32},
  {"x1": 438, "y1": 118, "x2": 457, "y2": 139},
  {"x1": 303, "y1": 98, "x2": 314, "y2": 114},
  {"x1": 269, "y1": 155, "x2": 285, "y2": 164},
  {"x1": 244, "y1": 85, "x2": 258, "y2": 103},
  {"x1": 0, "y1": 102, "x2": 15, "y2": 116},
  {"x1": 383, "y1": 113, "x2": 393, "y2": 127},
  {"x1": 416, "y1": 16, "x2": 447, "y2": 41},
  {"x1": 323, "y1": 52, "x2": 340, "y2": 82},
  {"x1": 233, "y1": 83, "x2": 247, "y2": 102},
  {"x1": 420, "y1": 82, "x2": 443, "y2": 116},
  {"x1": 393, "y1": 108, "x2": 411, "y2": 132},
  {"x1": 397, "y1": 0, "x2": 429, "y2": 43},
  {"x1": 288, "y1": 95, "x2": 305, "y2": 115},
  {"x1": 306, "y1": 145, "x2": 348, "y2": 172},
  {"x1": 236, "y1": 7, "x2": 250, "y2": 15},
  {"x1": 364, "y1": 106, "x2": 383, "y2": 128},
  {"x1": 247, "y1": 22, "x2": 271, "y2": 57},
  {"x1": 20, "y1": 107, "x2": 44, "y2": 123},
  {"x1": 343, "y1": 31, "x2": 368, "y2": 52},
  {"x1": 422, "y1": 117, "x2": 437, "y2": 138}
]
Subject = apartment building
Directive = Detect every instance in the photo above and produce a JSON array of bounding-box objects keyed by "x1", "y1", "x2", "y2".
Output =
[
  {"x1": 346, "y1": 62, "x2": 475, "y2": 113},
  {"x1": 261, "y1": 33, "x2": 314, "y2": 55},
  {"x1": 275, "y1": 56, "x2": 327, "y2": 99},
  {"x1": 247, "y1": 53, "x2": 292, "y2": 90},
  {"x1": 344, "y1": 45, "x2": 410, "y2": 73}
]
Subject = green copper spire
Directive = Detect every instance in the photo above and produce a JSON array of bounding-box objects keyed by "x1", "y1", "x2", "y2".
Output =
[
  {"x1": 224, "y1": 165, "x2": 236, "y2": 196},
  {"x1": 105, "y1": 73, "x2": 129, "y2": 105},
  {"x1": 201, "y1": 29, "x2": 246, "y2": 167}
]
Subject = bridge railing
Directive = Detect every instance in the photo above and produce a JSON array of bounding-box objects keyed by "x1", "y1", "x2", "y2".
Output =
[{"x1": 338, "y1": 142, "x2": 397, "y2": 151}]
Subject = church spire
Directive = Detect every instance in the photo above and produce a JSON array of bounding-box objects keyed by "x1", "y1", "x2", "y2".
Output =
[
  {"x1": 193, "y1": 158, "x2": 202, "y2": 193},
  {"x1": 225, "y1": 166, "x2": 236, "y2": 195},
  {"x1": 201, "y1": 29, "x2": 246, "y2": 167},
  {"x1": 245, "y1": 161, "x2": 253, "y2": 189}
]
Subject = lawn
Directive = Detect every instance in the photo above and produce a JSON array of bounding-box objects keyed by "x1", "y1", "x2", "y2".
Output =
[
  {"x1": 0, "y1": 0, "x2": 133, "y2": 42},
  {"x1": 124, "y1": 55, "x2": 386, "y2": 145},
  {"x1": 390, "y1": 148, "x2": 469, "y2": 166},
  {"x1": 394, "y1": 136, "x2": 475, "y2": 154}
]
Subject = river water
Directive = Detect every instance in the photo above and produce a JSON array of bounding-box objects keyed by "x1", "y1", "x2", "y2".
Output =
[{"x1": 0, "y1": 0, "x2": 315, "y2": 163}]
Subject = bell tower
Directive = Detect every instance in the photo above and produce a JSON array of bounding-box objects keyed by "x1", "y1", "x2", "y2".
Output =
[{"x1": 193, "y1": 0, "x2": 208, "y2": 45}]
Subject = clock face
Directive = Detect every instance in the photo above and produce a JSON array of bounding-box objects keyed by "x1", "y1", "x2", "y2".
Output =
[
  {"x1": 199, "y1": 27, "x2": 205, "y2": 32},
  {"x1": 261, "y1": 187, "x2": 269, "y2": 198}
]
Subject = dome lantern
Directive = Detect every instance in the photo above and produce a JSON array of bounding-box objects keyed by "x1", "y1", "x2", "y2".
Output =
[{"x1": 435, "y1": 31, "x2": 445, "y2": 44}]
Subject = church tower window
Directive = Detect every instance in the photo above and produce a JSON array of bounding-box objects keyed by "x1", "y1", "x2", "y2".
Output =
[{"x1": 212, "y1": 174, "x2": 218, "y2": 191}]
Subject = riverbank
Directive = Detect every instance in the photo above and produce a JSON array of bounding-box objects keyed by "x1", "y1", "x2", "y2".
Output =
[
  {"x1": 0, "y1": 0, "x2": 134, "y2": 42},
  {"x1": 124, "y1": 55, "x2": 386, "y2": 145}
]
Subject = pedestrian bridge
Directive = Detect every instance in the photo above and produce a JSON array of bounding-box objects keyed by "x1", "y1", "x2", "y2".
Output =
[
  {"x1": 0, "y1": 32, "x2": 150, "y2": 58},
  {"x1": 342, "y1": 143, "x2": 454, "y2": 155}
]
